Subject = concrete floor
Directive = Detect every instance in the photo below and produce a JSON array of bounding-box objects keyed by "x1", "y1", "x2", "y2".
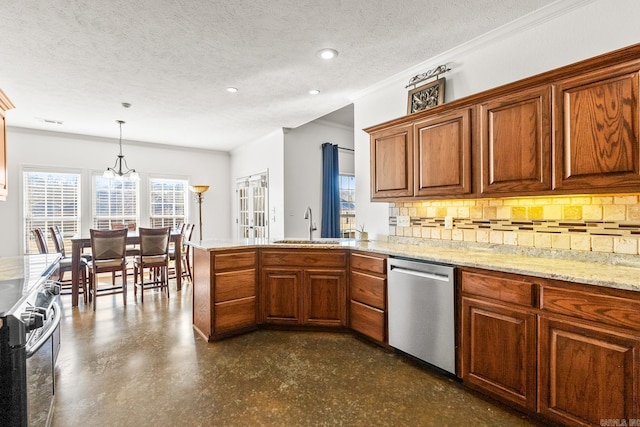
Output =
[{"x1": 52, "y1": 279, "x2": 541, "y2": 427}]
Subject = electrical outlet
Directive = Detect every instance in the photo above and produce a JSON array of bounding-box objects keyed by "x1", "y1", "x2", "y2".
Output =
[
  {"x1": 397, "y1": 215, "x2": 410, "y2": 227},
  {"x1": 444, "y1": 216, "x2": 453, "y2": 230}
]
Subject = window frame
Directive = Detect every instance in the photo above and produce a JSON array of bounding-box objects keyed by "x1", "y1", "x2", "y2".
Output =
[
  {"x1": 339, "y1": 173, "x2": 356, "y2": 239},
  {"x1": 148, "y1": 175, "x2": 189, "y2": 230},
  {"x1": 22, "y1": 166, "x2": 82, "y2": 254},
  {"x1": 91, "y1": 172, "x2": 140, "y2": 230}
]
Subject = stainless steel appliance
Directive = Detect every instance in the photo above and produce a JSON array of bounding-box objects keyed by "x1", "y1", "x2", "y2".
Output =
[
  {"x1": 0, "y1": 254, "x2": 61, "y2": 427},
  {"x1": 387, "y1": 257, "x2": 456, "y2": 375}
]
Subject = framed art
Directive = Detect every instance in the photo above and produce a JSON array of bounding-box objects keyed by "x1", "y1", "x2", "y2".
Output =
[{"x1": 407, "y1": 77, "x2": 445, "y2": 114}]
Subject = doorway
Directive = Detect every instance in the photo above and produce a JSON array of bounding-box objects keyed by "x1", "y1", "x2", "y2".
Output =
[{"x1": 236, "y1": 171, "x2": 269, "y2": 239}]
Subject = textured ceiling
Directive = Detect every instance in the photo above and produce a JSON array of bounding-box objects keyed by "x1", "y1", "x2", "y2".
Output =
[{"x1": 0, "y1": 0, "x2": 557, "y2": 151}]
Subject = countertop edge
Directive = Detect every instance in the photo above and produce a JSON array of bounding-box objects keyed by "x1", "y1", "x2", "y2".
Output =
[{"x1": 186, "y1": 239, "x2": 640, "y2": 293}]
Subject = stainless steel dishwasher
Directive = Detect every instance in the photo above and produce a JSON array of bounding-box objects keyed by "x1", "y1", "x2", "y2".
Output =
[{"x1": 387, "y1": 257, "x2": 456, "y2": 375}]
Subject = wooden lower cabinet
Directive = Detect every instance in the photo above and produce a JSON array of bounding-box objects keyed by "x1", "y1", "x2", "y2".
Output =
[
  {"x1": 304, "y1": 269, "x2": 347, "y2": 327},
  {"x1": 260, "y1": 249, "x2": 348, "y2": 328},
  {"x1": 461, "y1": 267, "x2": 640, "y2": 425},
  {"x1": 262, "y1": 268, "x2": 302, "y2": 324},
  {"x1": 461, "y1": 297, "x2": 537, "y2": 412},
  {"x1": 349, "y1": 251, "x2": 387, "y2": 344},
  {"x1": 539, "y1": 317, "x2": 640, "y2": 425},
  {"x1": 192, "y1": 248, "x2": 257, "y2": 340}
]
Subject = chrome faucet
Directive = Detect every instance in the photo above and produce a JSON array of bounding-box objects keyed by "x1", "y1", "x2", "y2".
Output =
[{"x1": 303, "y1": 206, "x2": 317, "y2": 240}]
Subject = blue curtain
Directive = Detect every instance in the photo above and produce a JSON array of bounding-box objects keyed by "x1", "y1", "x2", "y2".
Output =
[{"x1": 321, "y1": 143, "x2": 340, "y2": 238}]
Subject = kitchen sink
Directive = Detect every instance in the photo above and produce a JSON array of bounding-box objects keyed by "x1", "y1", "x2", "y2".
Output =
[{"x1": 272, "y1": 239, "x2": 340, "y2": 245}]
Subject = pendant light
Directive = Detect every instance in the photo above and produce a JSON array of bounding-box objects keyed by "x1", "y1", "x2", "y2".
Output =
[{"x1": 104, "y1": 120, "x2": 139, "y2": 180}]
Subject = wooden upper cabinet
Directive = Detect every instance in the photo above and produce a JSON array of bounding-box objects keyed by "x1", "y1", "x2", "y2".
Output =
[
  {"x1": 370, "y1": 123, "x2": 413, "y2": 199},
  {"x1": 0, "y1": 90, "x2": 15, "y2": 202},
  {"x1": 479, "y1": 86, "x2": 551, "y2": 195},
  {"x1": 554, "y1": 62, "x2": 640, "y2": 190},
  {"x1": 414, "y1": 108, "x2": 471, "y2": 196}
]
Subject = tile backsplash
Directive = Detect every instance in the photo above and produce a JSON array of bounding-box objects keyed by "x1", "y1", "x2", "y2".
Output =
[{"x1": 389, "y1": 194, "x2": 640, "y2": 255}]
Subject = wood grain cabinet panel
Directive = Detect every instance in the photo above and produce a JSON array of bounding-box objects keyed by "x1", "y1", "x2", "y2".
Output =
[
  {"x1": 414, "y1": 108, "x2": 471, "y2": 196},
  {"x1": 554, "y1": 62, "x2": 640, "y2": 191},
  {"x1": 479, "y1": 86, "x2": 551, "y2": 194},
  {"x1": 461, "y1": 297, "x2": 537, "y2": 412},
  {"x1": 349, "y1": 251, "x2": 387, "y2": 344},
  {"x1": 369, "y1": 124, "x2": 414, "y2": 199},
  {"x1": 350, "y1": 300, "x2": 384, "y2": 343},
  {"x1": 260, "y1": 249, "x2": 348, "y2": 327},
  {"x1": 303, "y1": 269, "x2": 347, "y2": 327},
  {"x1": 192, "y1": 248, "x2": 258, "y2": 341},
  {"x1": 461, "y1": 270, "x2": 535, "y2": 307},
  {"x1": 0, "y1": 90, "x2": 15, "y2": 202},
  {"x1": 261, "y1": 268, "x2": 302, "y2": 325},
  {"x1": 539, "y1": 316, "x2": 640, "y2": 425}
]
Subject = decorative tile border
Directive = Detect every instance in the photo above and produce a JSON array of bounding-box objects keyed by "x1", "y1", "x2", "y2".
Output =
[{"x1": 388, "y1": 217, "x2": 640, "y2": 255}]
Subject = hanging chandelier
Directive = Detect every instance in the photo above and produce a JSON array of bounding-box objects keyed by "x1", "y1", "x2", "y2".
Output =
[{"x1": 103, "y1": 120, "x2": 139, "y2": 180}]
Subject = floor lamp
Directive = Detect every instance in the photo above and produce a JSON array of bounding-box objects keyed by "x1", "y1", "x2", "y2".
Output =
[{"x1": 190, "y1": 185, "x2": 209, "y2": 240}]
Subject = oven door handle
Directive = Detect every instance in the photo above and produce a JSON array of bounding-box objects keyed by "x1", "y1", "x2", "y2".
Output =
[{"x1": 26, "y1": 301, "x2": 60, "y2": 359}]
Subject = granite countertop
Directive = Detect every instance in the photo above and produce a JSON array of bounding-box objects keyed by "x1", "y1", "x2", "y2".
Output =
[{"x1": 187, "y1": 238, "x2": 640, "y2": 293}]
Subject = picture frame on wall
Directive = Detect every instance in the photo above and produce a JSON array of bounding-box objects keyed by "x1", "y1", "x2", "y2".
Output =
[{"x1": 407, "y1": 77, "x2": 445, "y2": 114}]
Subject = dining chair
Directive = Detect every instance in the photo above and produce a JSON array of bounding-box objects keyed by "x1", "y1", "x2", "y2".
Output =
[
  {"x1": 32, "y1": 228, "x2": 49, "y2": 254},
  {"x1": 133, "y1": 227, "x2": 171, "y2": 302},
  {"x1": 169, "y1": 223, "x2": 194, "y2": 282},
  {"x1": 87, "y1": 228, "x2": 128, "y2": 311},
  {"x1": 49, "y1": 225, "x2": 88, "y2": 303}
]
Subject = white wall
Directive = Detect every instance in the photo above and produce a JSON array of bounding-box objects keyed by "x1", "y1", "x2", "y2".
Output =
[
  {"x1": 0, "y1": 127, "x2": 230, "y2": 256},
  {"x1": 283, "y1": 120, "x2": 354, "y2": 238},
  {"x1": 230, "y1": 129, "x2": 285, "y2": 239},
  {"x1": 352, "y1": 0, "x2": 640, "y2": 241}
]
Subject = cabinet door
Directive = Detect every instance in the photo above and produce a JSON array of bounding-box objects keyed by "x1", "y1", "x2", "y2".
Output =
[
  {"x1": 303, "y1": 269, "x2": 347, "y2": 327},
  {"x1": 554, "y1": 62, "x2": 640, "y2": 190},
  {"x1": 539, "y1": 316, "x2": 640, "y2": 425},
  {"x1": 0, "y1": 112, "x2": 7, "y2": 201},
  {"x1": 461, "y1": 297, "x2": 537, "y2": 412},
  {"x1": 479, "y1": 86, "x2": 552, "y2": 194},
  {"x1": 370, "y1": 124, "x2": 413, "y2": 199},
  {"x1": 414, "y1": 108, "x2": 471, "y2": 197},
  {"x1": 261, "y1": 268, "x2": 302, "y2": 325}
]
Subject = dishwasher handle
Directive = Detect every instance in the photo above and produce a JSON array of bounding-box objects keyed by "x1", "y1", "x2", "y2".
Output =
[{"x1": 389, "y1": 265, "x2": 450, "y2": 282}]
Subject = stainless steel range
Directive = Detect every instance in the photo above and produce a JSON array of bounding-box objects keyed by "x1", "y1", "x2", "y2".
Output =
[{"x1": 0, "y1": 254, "x2": 61, "y2": 427}]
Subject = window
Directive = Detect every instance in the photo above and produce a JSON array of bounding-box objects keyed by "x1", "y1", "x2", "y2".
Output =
[
  {"x1": 23, "y1": 170, "x2": 81, "y2": 254},
  {"x1": 149, "y1": 178, "x2": 188, "y2": 229},
  {"x1": 93, "y1": 175, "x2": 139, "y2": 229},
  {"x1": 339, "y1": 174, "x2": 355, "y2": 238}
]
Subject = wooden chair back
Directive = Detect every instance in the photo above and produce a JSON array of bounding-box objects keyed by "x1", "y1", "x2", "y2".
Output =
[
  {"x1": 90, "y1": 228, "x2": 128, "y2": 261},
  {"x1": 139, "y1": 227, "x2": 170, "y2": 257},
  {"x1": 49, "y1": 225, "x2": 66, "y2": 256},
  {"x1": 32, "y1": 228, "x2": 49, "y2": 254}
]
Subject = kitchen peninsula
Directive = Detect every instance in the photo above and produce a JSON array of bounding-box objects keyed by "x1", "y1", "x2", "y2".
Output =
[{"x1": 189, "y1": 238, "x2": 640, "y2": 425}]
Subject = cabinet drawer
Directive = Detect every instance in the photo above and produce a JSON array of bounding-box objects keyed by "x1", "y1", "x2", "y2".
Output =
[
  {"x1": 461, "y1": 270, "x2": 535, "y2": 307},
  {"x1": 261, "y1": 250, "x2": 347, "y2": 268},
  {"x1": 214, "y1": 297, "x2": 256, "y2": 333},
  {"x1": 541, "y1": 285, "x2": 640, "y2": 331},
  {"x1": 215, "y1": 269, "x2": 256, "y2": 303},
  {"x1": 350, "y1": 271, "x2": 385, "y2": 310},
  {"x1": 351, "y1": 252, "x2": 386, "y2": 275},
  {"x1": 350, "y1": 300, "x2": 385, "y2": 343},
  {"x1": 215, "y1": 251, "x2": 256, "y2": 270}
]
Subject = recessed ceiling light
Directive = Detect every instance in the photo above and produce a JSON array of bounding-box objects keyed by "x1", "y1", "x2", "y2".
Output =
[
  {"x1": 316, "y1": 48, "x2": 338, "y2": 60},
  {"x1": 226, "y1": 87, "x2": 238, "y2": 93},
  {"x1": 309, "y1": 89, "x2": 320, "y2": 95}
]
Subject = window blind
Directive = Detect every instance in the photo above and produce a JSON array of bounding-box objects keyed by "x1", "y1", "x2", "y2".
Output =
[
  {"x1": 149, "y1": 178, "x2": 188, "y2": 229},
  {"x1": 23, "y1": 170, "x2": 81, "y2": 254},
  {"x1": 93, "y1": 175, "x2": 139, "y2": 229}
]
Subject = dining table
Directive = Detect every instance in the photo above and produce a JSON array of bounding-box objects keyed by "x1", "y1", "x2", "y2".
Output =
[{"x1": 70, "y1": 230, "x2": 182, "y2": 307}]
